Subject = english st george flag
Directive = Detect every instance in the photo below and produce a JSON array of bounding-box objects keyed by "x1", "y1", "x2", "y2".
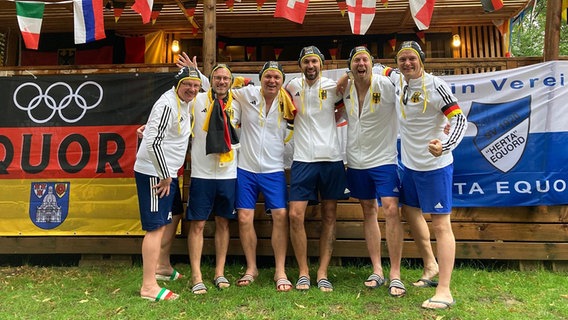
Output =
[
  {"x1": 409, "y1": 0, "x2": 436, "y2": 30},
  {"x1": 346, "y1": 0, "x2": 376, "y2": 35},
  {"x1": 274, "y1": 0, "x2": 310, "y2": 24}
]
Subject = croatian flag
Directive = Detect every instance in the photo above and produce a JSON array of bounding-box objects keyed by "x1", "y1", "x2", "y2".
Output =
[
  {"x1": 409, "y1": 0, "x2": 436, "y2": 30},
  {"x1": 346, "y1": 0, "x2": 376, "y2": 35},
  {"x1": 73, "y1": 0, "x2": 106, "y2": 44}
]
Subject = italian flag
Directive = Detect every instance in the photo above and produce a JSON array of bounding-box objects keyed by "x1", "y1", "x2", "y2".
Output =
[{"x1": 16, "y1": 1, "x2": 45, "y2": 50}]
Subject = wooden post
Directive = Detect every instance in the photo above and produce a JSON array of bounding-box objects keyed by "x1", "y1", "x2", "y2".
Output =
[
  {"x1": 202, "y1": 0, "x2": 216, "y2": 75},
  {"x1": 543, "y1": 0, "x2": 561, "y2": 61}
]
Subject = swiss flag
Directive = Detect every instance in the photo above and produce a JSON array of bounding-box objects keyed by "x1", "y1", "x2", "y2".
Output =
[
  {"x1": 346, "y1": 0, "x2": 376, "y2": 35},
  {"x1": 409, "y1": 0, "x2": 436, "y2": 30},
  {"x1": 274, "y1": 0, "x2": 310, "y2": 24}
]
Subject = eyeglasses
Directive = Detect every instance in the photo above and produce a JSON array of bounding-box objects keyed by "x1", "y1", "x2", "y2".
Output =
[
  {"x1": 213, "y1": 76, "x2": 231, "y2": 82},
  {"x1": 402, "y1": 84, "x2": 409, "y2": 105}
]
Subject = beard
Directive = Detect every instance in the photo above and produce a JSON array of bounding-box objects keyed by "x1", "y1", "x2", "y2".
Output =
[{"x1": 304, "y1": 70, "x2": 319, "y2": 81}]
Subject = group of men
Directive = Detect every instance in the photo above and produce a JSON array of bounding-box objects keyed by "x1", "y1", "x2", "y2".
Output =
[{"x1": 133, "y1": 41, "x2": 467, "y2": 310}]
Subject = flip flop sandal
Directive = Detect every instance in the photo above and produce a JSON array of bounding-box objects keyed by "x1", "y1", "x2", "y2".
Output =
[
  {"x1": 236, "y1": 274, "x2": 256, "y2": 287},
  {"x1": 317, "y1": 278, "x2": 334, "y2": 292},
  {"x1": 388, "y1": 279, "x2": 406, "y2": 297},
  {"x1": 275, "y1": 278, "x2": 293, "y2": 292},
  {"x1": 191, "y1": 282, "x2": 208, "y2": 294},
  {"x1": 141, "y1": 288, "x2": 179, "y2": 301},
  {"x1": 364, "y1": 273, "x2": 386, "y2": 289},
  {"x1": 413, "y1": 278, "x2": 438, "y2": 288},
  {"x1": 295, "y1": 276, "x2": 311, "y2": 291},
  {"x1": 421, "y1": 298, "x2": 456, "y2": 309},
  {"x1": 214, "y1": 276, "x2": 230, "y2": 289},
  {"x1": 155, "y1": 269, "x2": 183, "y2": 281}
]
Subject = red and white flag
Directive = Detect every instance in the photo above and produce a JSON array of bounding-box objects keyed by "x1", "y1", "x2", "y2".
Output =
[
  {"x1": 480, "y1": 0, "x2": 503, "y2": 13},
  {"x1": 409, "y1": 0, "x2": 436, "y2": 30},
  {"x1": 274, "y1": 0, "x2": 310, "y2": 24},
  {"x1": 346, "y1": 0, "x2": 376, "y2": 35},
  {"x1": 132, "y1": 0, "x2": 153, "y2": 24}
]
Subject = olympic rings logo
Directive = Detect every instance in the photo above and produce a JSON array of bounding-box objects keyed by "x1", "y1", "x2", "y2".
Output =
[{"x1": 13, "y1": 81, "x2": 103, "y2": 124}]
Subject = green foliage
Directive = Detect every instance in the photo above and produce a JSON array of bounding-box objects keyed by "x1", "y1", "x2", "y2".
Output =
[
  {"x1": 511, "y1": 1, "x2": 568, "y2": 57},
  {"x1": 1, "y1": 261, "x2": 567, "y2": 319}
]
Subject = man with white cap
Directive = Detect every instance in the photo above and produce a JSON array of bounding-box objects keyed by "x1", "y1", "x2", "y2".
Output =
[
  {"x1": 186, "y1": 64, "x2": 240, "y2": 294},
  {"x1": 134, "y1": 66, "x2": 202, "y2": 301},
  {"x1": 394, "y1": 40, "x2": 467, "y2": 309},
  {"x1": 231, "y1": 61, "x2": 296, "y2": 292},
  {"x1": 286, "y1": 46, "x2": 348, "y2": 292},
  {"x1": 340, "y1": 46, "x2": 406, "y2": 297}
]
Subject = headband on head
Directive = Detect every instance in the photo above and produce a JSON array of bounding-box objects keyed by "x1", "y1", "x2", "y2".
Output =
[
  {"x1": 174, "y1": 66, "x2": 201, "y2": 90},
  {"x1": 395, "y1": 41, "x2": 426, "y2": 64},
  {"x1": 210, "y1": 63, "x2": 234, "y2": 85},
  {"x1": 298, "y1": 46, "x2": 325, "y2": 66},
  {"x1": 259, "y1": 61, "x2": 285, "y2": 81},
  {"x1": 347, "y1": 46, "x2": 373, "y2": 68}
]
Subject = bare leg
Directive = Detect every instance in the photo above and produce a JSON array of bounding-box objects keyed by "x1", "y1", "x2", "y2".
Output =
[
  {"x1": 403, "y1": 205, "x2": 439, "y2": 285},
  {"x1": 317, "y1": 199, "x2": 337, "y2": 292},
  {"x1": 289, "y1": 200, "x2": 310, "y2": 288},
  {"x1": 382, "y1": 197, "x2": 404, "y2": 295},
  {"x1": 214, "y1": 216, "x2": 230, "y2": 288},
  {"x1": 271, "y1": 208, "x2": 291, "y2": 291},
  {"x1": 422, "y1": 214, "x2": 455, "y2": 308},
  {"x1": 238, "y1": 208, "x2": 259, "y2": 281},
  {"x1": 188, "y1": 220, "x2": 206, "y2": 293},
  {"x1": 140, "y1": 226, "x2": 169, "y2": 297},
  {"x1": 156, "y1": 215, "x2": 182, "y2": 275},
  {"x1": 359, "y1": 199, "x2": 384, "y2": 287}
]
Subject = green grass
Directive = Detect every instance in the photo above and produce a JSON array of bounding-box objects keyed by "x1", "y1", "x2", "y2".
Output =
[{"x1": 1, "y1": 258, "x2": 567, "y2": 319}]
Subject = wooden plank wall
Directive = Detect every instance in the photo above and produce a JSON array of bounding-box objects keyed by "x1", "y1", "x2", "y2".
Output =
[{"x1": 453, "y1": 25, "x2": 505, "y2": 74}]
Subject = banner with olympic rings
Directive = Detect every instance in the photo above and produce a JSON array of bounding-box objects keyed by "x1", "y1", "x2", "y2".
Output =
[{"x1": 0, "y1": 72, "x2": 171, "y2": 235}]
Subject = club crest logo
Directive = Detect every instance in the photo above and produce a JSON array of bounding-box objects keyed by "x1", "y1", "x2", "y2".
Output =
[
  {"x1": 29, "y1": 182, "x2": 70, "y2": 229},
  {"x1": 468, "y1": 96, "x2": 531, "y2": 173}
]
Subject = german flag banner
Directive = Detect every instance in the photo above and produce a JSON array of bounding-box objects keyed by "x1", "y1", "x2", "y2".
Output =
[{"x1": 0, "y1": 72, "x2": 171, "y2": 235}]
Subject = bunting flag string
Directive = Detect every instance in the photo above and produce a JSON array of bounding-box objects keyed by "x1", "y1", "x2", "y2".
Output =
[
  {"x1": 73, "y1": 0, "x2": 106, "y2": 44},
  {"x1": 225, "y1": 0, "x2": 234, "y2": 11},
  {"x1": 336, "y1": 0, "x2": 347, "y2": 17},
  {"x1": 151, "y1": 3, "x2": 163, "y2": 24},
  {"x1": 416, "y1": 30, "x2": 425, "y2": 43},
  {"x1": 480, "y1": 0, "x2": 503, "y2": 13},
  {"x1": 346, "y1": 0, "x2": 376, "y2": 35},
  {"x1": 329, "y1": 48, "x2": 337, "y2": 60},
  {"x1": 178, "y1": 0, "x2": 200, "y2": 29},
  {"x1": 256, "y1": 0, "x2": 265, "y2": 10},
  {"x1": 274, "y1": 0, "x2": 309, "y2": 24},
  {"x1": 409, "y1": 0, "x2": 436, "y2": 30},
  {"x1": 274, "y1": 47, "x2": 282, "y2": 60},
  {"x1": 493, "y1": 18, "x2": 511, "y2": 57},
  {"x1": 132, "y1": 0, "x2": 153, "y2": 24},
  {"x1": 388, "y1": 36, "x2": 396, "y2": 51},
  {"x1": 16, "y1": 1, "x2": 45, "y2": 50},
  {"x1": 113, "y1": 1, "x2": 126, "y2": 22}
]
